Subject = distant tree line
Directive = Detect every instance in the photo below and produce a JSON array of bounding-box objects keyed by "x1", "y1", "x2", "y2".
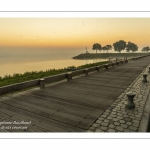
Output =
[
  {"x1": 141, "y1": 46, "x2": 150, "y2": 52},
  {"x1": 92, "y1": 40, "x2": 149, "y2": 53}
]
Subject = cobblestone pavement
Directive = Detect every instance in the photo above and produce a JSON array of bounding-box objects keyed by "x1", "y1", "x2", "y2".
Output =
[{"x1": 87, "y1": 64, "x2": 150, "y2": 132}]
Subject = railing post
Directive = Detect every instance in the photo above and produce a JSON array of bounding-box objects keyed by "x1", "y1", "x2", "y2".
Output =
[
  {"x1": 66, "y1": 72, "x2": 72, "y2": 81},
  {"x1": 84, "y1": 69, "x2": 88, "y2": 76},
  {"x1": 40, "y1": 78, "x2": 45, "y2": 89},
  {"x1": 142, "y1": 74, "x2": 148, "y2": 82},
  {"x1": 126, "y1": 92, "x2": 136, "y2": 109}
]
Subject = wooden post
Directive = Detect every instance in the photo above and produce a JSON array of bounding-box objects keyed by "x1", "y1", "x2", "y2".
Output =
[
  {"x1": 66, "y1": 72, "x2": 72, "y2": 81},
  {"x1": 84, "y1": 69, "x2": 88, "y2": 76},
  {"x1": 40, "y1": 78, "x2": 45, "y2": 89}
]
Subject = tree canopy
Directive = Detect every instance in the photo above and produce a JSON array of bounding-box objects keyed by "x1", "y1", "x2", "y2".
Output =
[
  {"x1": 92, "y1": 43, "x2": 102, "y2": 54},
  {"x1": 141, "y1": 46, "x2": 150, "y2": 52},
  {"x1": 113, "y1": 40, "x2": 126, "y2": 53},
  {"x1": 102, "y1": 45, "x2": 112, "y2": 53},
  {"x1": 126, "y1": 42, "x2": 138, "y2": 53}
]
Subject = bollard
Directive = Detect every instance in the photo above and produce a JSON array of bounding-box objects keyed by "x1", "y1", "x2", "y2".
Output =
[
  {"x1": 125, "y1": 92, "x2": 136, "y2": 109},
  {"x1": 84, "y1": 69, "x2": 88, "y2": 76},
  {"x1": 116, "y1": 58, "x2": 118, "y2": 62},
  {"x1": 96, "y1": 66, "x2": 100, "y2": 72},
  {"x1": 121, "y1": 60, "x2": 123, "y2": 64},
  {"x1": 108, "y1": 57, "x2": 111, "y2": 63},
  {"x1": 105, "y1": 64, "x2": 108, "y2": 69},
  {"x1": 142, "y1": 74, "x2": 147, "y2": 82},
  {"x1": 125, "y1": 57, "x2": 128, "y2": 63},
  {"x1": 111, "y1": 62, "x2": 114, "y2": 67},
  {"x1": 40, "y1": 78, "x2": 45, "y2": 89},
  {"x1": 148, "y1": 67, "x2": 150, "y2": 73},
  {"x1": 124, "y1": 57, "x2": 126, "y2": 61},
  {"x1": 66, "y1": 72, "x2": 72, "y2": 81},
  {"x1": 116, "y1": 61, "x2": 119, "y2": 65}
]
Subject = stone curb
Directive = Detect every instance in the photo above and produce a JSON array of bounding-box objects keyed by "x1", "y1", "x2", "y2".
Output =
[{"x1": 138, "y1": 85, "x2": 150, "y2": 132}]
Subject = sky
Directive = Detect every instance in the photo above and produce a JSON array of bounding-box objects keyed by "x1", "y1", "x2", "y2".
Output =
[{"x1": 0, "y1": 18, "x2": 150, "y2": 53}]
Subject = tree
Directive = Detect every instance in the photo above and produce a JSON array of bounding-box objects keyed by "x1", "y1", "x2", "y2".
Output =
[
  {"x1": 141, "y1": 46, "x2": 150, "y2": 52},
  {"x1": 102, "y1": 45, "x2": 112, "y2": 53},
  {"x1": 113, "y1": 40, "x2": 126, "y2": 53},
  {"x1": 92, "y1": 43, "x2": 102, "y2": 54},
  {"x1": 102, "y1": 46, "x2": 107, "y2": 53},
  {"x1": 105, "y1": 45, "x2": 112, "y2": 53},
  {"x1": 126, "y1": 42, "x2": 138, "y2": 53}
]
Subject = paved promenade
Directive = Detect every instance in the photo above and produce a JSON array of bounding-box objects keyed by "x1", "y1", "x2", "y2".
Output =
[
  {"x1": 0, "y1": 56, "x2": 150, "y2": 132},
  {"x1": 87, "y1": 62, "x2": 150, "y2": 132}
]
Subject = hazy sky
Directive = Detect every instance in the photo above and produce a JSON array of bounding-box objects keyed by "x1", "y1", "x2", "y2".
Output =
[{"x1": 0, "y1": 18, "x2": 150, "y2": 52}]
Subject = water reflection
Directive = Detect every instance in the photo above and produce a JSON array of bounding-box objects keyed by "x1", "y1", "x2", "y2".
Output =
[{"x1": 0, "y1": 58, "x2": 108, "y2": 77}]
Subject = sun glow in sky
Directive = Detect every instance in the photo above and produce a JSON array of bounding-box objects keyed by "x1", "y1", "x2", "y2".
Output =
[{"x1": 0, "y1": 18, "x2": 150, "y2": 51}]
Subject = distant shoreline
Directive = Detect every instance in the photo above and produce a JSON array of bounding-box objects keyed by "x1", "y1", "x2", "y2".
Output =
[{"x1": 72, "y1": 52, "x2": 149, "y2": 59}]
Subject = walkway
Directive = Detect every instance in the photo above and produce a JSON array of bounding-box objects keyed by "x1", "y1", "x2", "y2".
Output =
[{"x1": 0, "y1": 56, "x2": 150, "y2": 132}]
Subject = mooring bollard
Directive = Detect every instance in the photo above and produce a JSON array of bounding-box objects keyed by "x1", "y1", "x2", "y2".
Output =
[
  {"x1": 125, "y1": 92, "x2": 136, "y2": 109},
  {"x1": 40, "y1": 78, "x2": 45, "y2": 89},
  {"x1": 84, "y1": 69, "x2": 88, "y2": 76},
  {"x1": 142, "y1": 74, "x2": 148, "y2": 82},
  {"x1": 111, "y1": 62, "x2": 114, "y2": 67},
  {"x1": 124, "y1": 57, "x2": 128, "y2": 63},
  {"x1": 116, "y1": 61, "x2": 119, "y2": 65},
  {"x1": 148, "y1": 67, "x2": 150, "y2": 73},
  {"x1": 66, "y1": 72, "x2": 72, "y2": 81},
  {"x1": 108, "y1": 57, "x2": 111, "y2": 63},
  {"x1": 105, "y1": 64, "x2": 108, "y2": 69},
  {"x1": 96, "y1": 66, "x2": 100, "y2": 72}
]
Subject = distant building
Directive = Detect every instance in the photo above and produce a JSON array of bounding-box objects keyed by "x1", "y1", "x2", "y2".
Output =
[{"x1": 86, "y1": 47, "x2": 89, "y2": 54}]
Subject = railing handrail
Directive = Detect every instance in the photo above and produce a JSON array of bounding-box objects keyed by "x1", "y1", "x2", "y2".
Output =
[{"x1": 0, "y1": 54, "x2": 149, "y2": 96}]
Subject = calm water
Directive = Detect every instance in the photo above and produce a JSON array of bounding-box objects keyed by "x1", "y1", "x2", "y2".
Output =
[{"x1": 0, "y1": 49, "x2": 108, "y2": 77}]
